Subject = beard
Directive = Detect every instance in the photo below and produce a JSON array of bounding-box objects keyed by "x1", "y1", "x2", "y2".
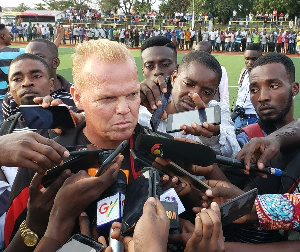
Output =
[
  {"x1": 20, "y1": 97, "x2": 37, "y2": 105},
  {"x1": 261, "y1": 92, "x2": 293, "y2": 125}
]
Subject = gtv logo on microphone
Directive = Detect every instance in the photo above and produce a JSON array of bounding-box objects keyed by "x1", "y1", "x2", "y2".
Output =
[{"x1": 97, "y1": 193, "x2": 125, "y2": 227}]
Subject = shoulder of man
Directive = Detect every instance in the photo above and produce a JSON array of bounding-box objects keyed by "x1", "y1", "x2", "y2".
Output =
[{"x1": 0, "y1": 112, "x2": 22, "y2": 136}]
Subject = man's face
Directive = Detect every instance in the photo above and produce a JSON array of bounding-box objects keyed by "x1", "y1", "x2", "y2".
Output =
[
  {"x1": 171, "y1": 62, "x2": 219, "y2": 112},
  {"x1": 141, "y1": 46, "x2": 177, "y2": 81},
  {"x1": 244, "y1": 50, "x2": 262, "y2": 73},
  {"x1": 1, "y1": 27, "x2": 11, "y2": 46},
  {"x1": 249, "y1": 63, "x2": 299, "y2": 127},
  {"x1": 72, "y1": 57, "x2": 140, "y2": 147},
  {"x1": 25, "y1": 42, "x2": 58, "y2": 75},
  {"x1": 8, "y1": 59, "x2": 54, "y2": 105}
]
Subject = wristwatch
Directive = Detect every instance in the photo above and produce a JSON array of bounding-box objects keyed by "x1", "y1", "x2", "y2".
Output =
[{"x1": 19, "y1": 220, "x2": 39, "y2": 246}]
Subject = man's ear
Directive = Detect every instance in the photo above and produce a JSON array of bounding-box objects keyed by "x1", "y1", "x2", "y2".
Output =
[
  {"x1": 49, "y1": 78, "x2": 55, "y2": 93},
  {"x1": 52, "y1": 57, "x2": 60, "y2": 69},
  {"x1": 292, "y1": 82, "x2": 299, "y2": 97},
  {"x1": 171, "y1": 70, "x2": 178, "y2": 88},
  {"x1": 70, "y1": 86, "x2": 84, "y2": 110}
]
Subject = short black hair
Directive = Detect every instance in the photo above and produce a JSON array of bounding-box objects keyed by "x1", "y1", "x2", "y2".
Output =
[
  {"x1": 179, "y1": 51, "x2": 222, "y2": 84},
  {"x1": 29, "y1": 38, "x2": 58, "y2": 57},
  {"x1": 245, "y1": 43, "x2": 262, "y2": 52},
  {"x1": 252, "y1": 53, "x2": 295, "y2": 82},
  {"x1": 141, "y1": 36, "x2": 177, "y2": 62},
  {"x1": 0, "y1": 24, "x2": 5, "y2": 31},
  {"x1": 9, "y1": 53, "x2": 51, "y2": 77}
]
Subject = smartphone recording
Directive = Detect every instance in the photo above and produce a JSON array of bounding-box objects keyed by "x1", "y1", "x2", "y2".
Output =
[
  {"x1": 19, "y1": 105, "x2": 75, "y2": 129},
  {"x1": 166, "y1": 105, "x2": 221, "y2": 133}
]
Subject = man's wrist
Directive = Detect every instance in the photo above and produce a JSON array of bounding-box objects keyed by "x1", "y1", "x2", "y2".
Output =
[
  {"x1": 35, "y1": 237, "x2": 63, "y2": 251},
  {"x1": 44, "y1": 216, "x2": 75, "y2": 246}
]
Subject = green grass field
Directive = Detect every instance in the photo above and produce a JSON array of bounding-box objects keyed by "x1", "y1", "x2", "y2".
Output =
[{"x1": 12, "y1": 44, "x2": 300, "y2": 118}]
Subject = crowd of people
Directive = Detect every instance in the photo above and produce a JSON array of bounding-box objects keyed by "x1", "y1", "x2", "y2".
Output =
[
  {"x1": 6, "y1": 23, "x2": 60, "y2": 43},
  {"x1": 1, "y1": 20, "x2": 300, "y2": 252},
  {"x1": 39, "y1": 24, "x2": 300, "y2": 55}
]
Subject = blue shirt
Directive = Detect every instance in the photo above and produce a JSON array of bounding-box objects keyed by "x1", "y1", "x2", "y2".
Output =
[{"x1": 0, "y1": 47, "x2": 25, "y2": 100}]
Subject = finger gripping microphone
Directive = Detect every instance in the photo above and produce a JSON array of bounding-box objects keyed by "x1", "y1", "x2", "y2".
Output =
[
  {"x1": 135, "y1": 134, "x2": 216, "y2": 167},
  {"x1": 215, "y1": 155, "x2": 287, "y2": 176}
]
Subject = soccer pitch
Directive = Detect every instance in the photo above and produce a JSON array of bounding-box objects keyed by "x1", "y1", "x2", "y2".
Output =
[
  {"x1": 57, "y1": 46, "x2": 300, "y2": 118},
  {"x1": 11, "y1": 45, "x2": 300, "y2": 118}
]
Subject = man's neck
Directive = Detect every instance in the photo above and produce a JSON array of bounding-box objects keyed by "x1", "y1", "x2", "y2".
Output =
[
  {"x1": 274, "y1": 116, "x2": 295, "y2": 130},
  {"x1": 0, "y1": 43, "x2": 8, "y2": 48},
  {"x1": 83, "y1": 127, "x2": 127, "y2": 149},
  {"x1": 260, "y1": 116, "x2": 295, "y2": 135},
  {"x1": 53, "y1": 75, "x2": 62, "y2": 90}
]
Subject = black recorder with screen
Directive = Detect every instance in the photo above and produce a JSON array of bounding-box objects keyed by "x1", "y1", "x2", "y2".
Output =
[
  {"x1": 166, "y1": 105, "x2": 221, "y2": 133},
  {"x1": 220, "y1": 188, "x2": 258, "y2": 226},
  {"x1": 19, "y1": 105, "x2": 75, "y2": 129}
]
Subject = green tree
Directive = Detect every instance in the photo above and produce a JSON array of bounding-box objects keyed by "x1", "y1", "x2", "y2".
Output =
[
  {"x1": 99, "y1": 0, "x2": 119, "y2": 15},
  {"x1": 159, "y1": 0, "x2": 191, "y2": 16},
  {"x1": 254, "y1": 0, "x2": 299, "y2": 18},
  {"x1": 43, "y1": 0, "x2": 90, "y2": 11},
  {"x1": 133, "y1": 0, "x2": 153, "y2": 14},
  {"x1": 98, "y1": 0, "x2": 135, "y2": 15},
  {"x1": 34, "y1": 3, "x2": 47, "y2": 10},
  {"x1": 13, "y1": 3, "x2": 30, "y2": 12}
]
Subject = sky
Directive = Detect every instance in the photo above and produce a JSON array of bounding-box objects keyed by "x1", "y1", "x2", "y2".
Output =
[
  {"x1": 2, "y1": 0, "x2": 161, "y2": 10},
  {"x1": 2, "y1": 0, "x2": 41, "y2": 8}
]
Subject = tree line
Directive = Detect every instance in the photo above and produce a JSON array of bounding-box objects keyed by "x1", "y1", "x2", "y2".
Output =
[{"x1": 12, "y1": 0, "x2": 299, "y2": 25}]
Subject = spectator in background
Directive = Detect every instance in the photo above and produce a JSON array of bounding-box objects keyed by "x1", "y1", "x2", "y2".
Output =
[
  {"x1": 184, "y1": 28, "x2": 191, "y2": 50},
  {"x1": 260, "y1": 30, "x2": 268, "y2": 53},
  {"x1": 0, "y1": 24, "x2": 25, "y2": 122},
  {"x1": 234, "y1": 43, "x2": 262, "y2": 130},
  {"x1": 170, "y1": 29, "x2": 176, "y2": 45},
  {"x1": 79, "y1": 25, "x2": 85, "y2": 43}
]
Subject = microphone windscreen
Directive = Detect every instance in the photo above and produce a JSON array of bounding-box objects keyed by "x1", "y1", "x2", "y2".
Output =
[{"x1": 135, "y1": 134, "x2": 216, "y2": 167}]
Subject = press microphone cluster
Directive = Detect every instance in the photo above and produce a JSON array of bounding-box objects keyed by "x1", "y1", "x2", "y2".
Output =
[
  {"x1": 135, "y1": 134, "x2": 216, "y2": 167},
  {"x1": 135, "y1": 133, "x2": 286, "y2": 177}
]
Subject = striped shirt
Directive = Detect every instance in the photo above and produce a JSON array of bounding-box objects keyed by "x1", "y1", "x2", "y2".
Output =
[{"x1": 0, "y1": 47, "x2": 25, "y2": 101}]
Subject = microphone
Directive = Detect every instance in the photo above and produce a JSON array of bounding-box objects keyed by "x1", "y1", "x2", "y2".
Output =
[
  {"x1": 96, "y1": 171, "x2": 127, "y2": 232},
  {"x1": 109, "y1": 227, "x2": 124, "y2": 252},
  {"x1": 215, "y1": 155, "x2": 287, "y2": 177},
  {"x1": 135, "y1": 134, "x2": 216, "y2": 167},
  {"x1": 135, "y1": 133, "x2": 286, "y2": 177}
]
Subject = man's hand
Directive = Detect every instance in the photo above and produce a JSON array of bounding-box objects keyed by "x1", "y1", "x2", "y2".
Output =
[
  {"x1": 236, "y1": 136, "x2": 281, "y2": 171},
  {"x1": 79, "y1": 212, "x2": 112, "y2": 252},
  {"x1": 169, "y1": 218, "x2": 195, "y2": 246},
  {"x1": 181, "y1": 122, "x2": 220, "y2": 138},
  {"x1": 185, "y1": 202, "x2": 225, "y2": 252},
  {"x1": 140, "y1": 76, "x2": 168, "y2": 113},
  {"x1": 111, "y1": 197, "x2": 170, "y2": 252},
  {"x1": 193, "y1": 180, "x2": 244, "y2": 211},
  {"x1": 0, "y1": 131, "x2": 69, "y2": 174},
  {"x1": 110, "y1": 222, "x2": 134, "y2": 252},
  {"x1": 43, "y1": 155, "x2": 122, "y2": 246},
  {"x1": 26, "y1": 169, "x2": 71, "y2": 238},
  {"x1": 33, "y1": 96, "x2": 85, "y2": 130},
  {"x1": 133, "y1": 197, "x2": 170, "y2": 252},
  {"x1": 180, "y1": 93, "x2": 220, "y2": 137}
]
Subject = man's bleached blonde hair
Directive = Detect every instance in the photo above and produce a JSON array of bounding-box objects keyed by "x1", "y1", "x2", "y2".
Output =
[{"x1": 72, "y1": 39, "x2": 136, "y2": 89}]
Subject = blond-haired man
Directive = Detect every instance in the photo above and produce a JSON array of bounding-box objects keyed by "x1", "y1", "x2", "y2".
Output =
[{"x1": 5, "y1": 39, "x2": 146, "y2": 247}]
